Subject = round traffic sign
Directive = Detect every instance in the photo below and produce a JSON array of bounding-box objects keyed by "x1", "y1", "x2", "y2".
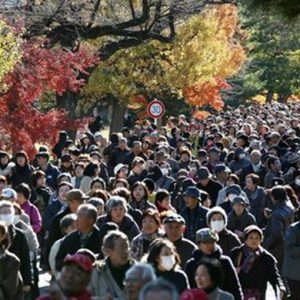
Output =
[{"x1": 147, "y1": 99, "x2": 165, "y2": 119}]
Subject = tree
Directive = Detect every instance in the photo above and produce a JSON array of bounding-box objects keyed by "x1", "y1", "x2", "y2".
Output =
[
  {"x1": 80, "y1": 4, "x2": 245, "y2": 120},
  {"x1": 0, "y1": 38, "x2": 96, "y2": 157},
  {"x1": 0, "y1": 19, "x2": 22, "y2": 90},
  {"x1": 227, "y1": 2, "x2": 300, "y2": 104}
]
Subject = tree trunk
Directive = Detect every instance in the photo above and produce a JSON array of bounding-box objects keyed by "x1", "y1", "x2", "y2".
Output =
[
  {"x1": 56, "y1": 92, "x2": 78, "y2": 140},
  {"x1": 265, "y1": 91, "x2": 273, "y2": 103},
  {"x1": 110, "y1": 97, "x2": 126, "y2": 135}
]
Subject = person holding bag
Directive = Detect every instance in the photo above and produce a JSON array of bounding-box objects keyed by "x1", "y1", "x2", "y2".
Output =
[{"x1": 230, "y1": 225, "x2": 285, "y2": 300}]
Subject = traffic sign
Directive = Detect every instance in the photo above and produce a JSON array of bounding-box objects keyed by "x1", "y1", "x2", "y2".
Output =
[{"x1": 147, "y1": 99, "x2": 165, "y2": 119}]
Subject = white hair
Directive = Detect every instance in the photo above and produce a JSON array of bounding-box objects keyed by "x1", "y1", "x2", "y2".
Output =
[{"x1": 126, "y1": 263, "x2": 157, "y2": 282}]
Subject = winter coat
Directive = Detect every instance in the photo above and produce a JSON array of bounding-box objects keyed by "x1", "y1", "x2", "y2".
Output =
[
  {"x1": 243, "y1": 186, "x2": 265, "y2": 227},
  {"x1": 282, "y1": 221, "x2": 300, "y2": 281},
  {"x1": 230, "y1": 244, "x2": 284, "y2": 300},
  {"x1": 197, "y1": 179, "x2": 222, "y2": 206},
  {"x1": 218, "y1": 229, "x2": 242, "y2": 257},
  {"x1": 41, "y1": 163, "x2": 60, "y2": 191},
  {"x1": 207, "y1": 287, "x2": 234, "y2": 300},
  {"x1": 8, "y1": 226, "x2": 32, "y2": 286},
  {"x1": 43, "y1": 199, "x2": 65, "y2": 231},
  {"x1": 180, "y1": 204, "x2": 209, "y2": 242},
  {"x1": 173, "y1": 237, "x2": 197, "y2": 269},
  {"x1": 155, "y1": 268, "x2": 189, "y2": 294},
  {"x1": 227, "y1": 210, "x2": 257, "y2": 235},
  {"x1": 55, "y1": 227, "x2": 102, "y2": 271},
  {"x1": 185, "y1": 246, "x2": 243, "y2": 300},
  {"x1": 97, "y1": 214, "x2": 140, "y2": 241},
  {"x1": 89, "y1": 258, "x2": 133, "y2": 300},
  {"x1": 20, "y1": 201, "x2": 42, "y2": 233},
  {"x1": 11, "y1": 164, "x2": 33, "y2": 188},
  {"x1": 0, "y1": 250, "x2": 23, "y2": 300},
  {"x1": 130, "y1": 198, "x2": 157, "y2": 213},
  {"x1": 263, "y1": 201, "x2": 294, "y2": 267},
  {"x1": 80, "y1": 176, "x2": 93, "y2": 194},
  {"x1": 30, "y1": 186, "x2": 52, "y2": 215}
]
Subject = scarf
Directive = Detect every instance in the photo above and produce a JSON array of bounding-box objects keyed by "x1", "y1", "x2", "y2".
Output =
[{"x1": 240, "y1": 245, "x2": 262, "y2": 273}]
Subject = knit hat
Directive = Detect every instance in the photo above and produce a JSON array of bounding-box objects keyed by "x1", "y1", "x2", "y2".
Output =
[
  {"x1": 114, "y1": 163, "x2": 128, "y2": 175},
  {"x1": 196, "y1": 228, "x2": 219, "y2": 243},
  {"x1": 206, "y1": 206, "x2": 228, "y2": 227},
  {"x1": 243, "y1": 225, "x2": 264, "y2": 241}
]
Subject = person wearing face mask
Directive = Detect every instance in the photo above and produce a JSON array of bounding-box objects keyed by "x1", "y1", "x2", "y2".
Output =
[
  {"x1": 147, "y1": 238, "x2": 189, "y2": 294},
  {"x1": 207, "y1": 207, "x2": 241, "y2": 256},
  {"x1": 156, "y1": 162, "x2": 175, "y2": 192},
  {"x1": 0, "y1": 200, "x2": 32, "y2": 297},
  {"x1": 0, "y1": 221, "x2": 24, "y2": 300}
]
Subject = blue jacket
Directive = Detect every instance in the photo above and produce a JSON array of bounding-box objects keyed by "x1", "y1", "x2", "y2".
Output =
[
  {"x1": 283, "y1": 221, "x2": 300, "y2": 281},
  {"x1": 180, "y1": 204, "x2": 209, "y2": 242}
]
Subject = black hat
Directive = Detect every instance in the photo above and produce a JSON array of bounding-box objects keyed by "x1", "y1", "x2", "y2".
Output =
[
  {"x1": 35, "y1": 151, "x2": 50, "y2": 160},
  {"x1": 164, "y1": 214, "x2": 186, "y2": 225}
]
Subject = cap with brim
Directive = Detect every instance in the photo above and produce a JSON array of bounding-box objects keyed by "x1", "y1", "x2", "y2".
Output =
[
  {"x1": 196, "y1": 228, "x2": 219, "y2": 243},
  {"x1": 226, "y1": 184, "x2": 241, "y2": 196},
  {"x1": 232, "y1": 196, "x2": 247, "y2": 206},
  {"x1": 243, "y1": 225, "x2": 263, "y2": 240},
  {"x1": 164, "y1": 214, "x2": 186, "y2": 225},
  {"x1": 215, "y1": 164, "x2": 231, "y2": 174},
  {"x1": 35, "y1": 152, "x2": 49, "y2": 159},
  {"x1": 1, "y1": 188, "x2": 17, "y2": 199},
  {"x1": 64, "y1": 254, "x2": 93, "y2": 273},
  {"x1": 198, "y1": 167, "x2": 211, "y2": 180},
  {"x1": 61, "y1": 154, "x2": 72, "y2": 162},
  {"x1": 183, "y1": 186, "x2": 202, "y2": 200},
  {"x1": 114, "y1": 163, "x2": 128, "y2": 176}
]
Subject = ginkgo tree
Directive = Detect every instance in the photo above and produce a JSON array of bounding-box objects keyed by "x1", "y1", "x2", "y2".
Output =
[{"x1": 81, "y1": 4, "x2": 246, "y2": 119}]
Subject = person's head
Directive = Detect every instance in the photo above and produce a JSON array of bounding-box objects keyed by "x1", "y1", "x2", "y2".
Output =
[
  {"x1": 124, "y1": 263, "x2": 157, "y2": 300},
  {"x1": 60, "y1": 213, "x2": 77, "y2": 235},
  {"x1": 90, "y1": 177, "x2": 106, "y2": 191},
  {"x1": 141, "y1": 209, "x2": 161, "y2": 235},
  {"x1": 183, "y1": 186, "x2": 201, "y2": 209},
  {"x1": 35, "y1": 151, "x2": 49, "y2": 167},
  {"x1": 132, "y1": 141, "x2": 142, "y2": 154},
  {"x1": 232, "y1": 196, "x2": 248, "y2": 216},
  {"x1": 163, "y1": 214, "x2": 186, "y2": 242},
  {"x1": 139, "y1": 279, "x2": 178, "y2": 300},
  {"x1": 250, "y1": 150, "x2": 261, "y2": 165},
  {"x1": 15, "y1": 183, "x2": 31, "y2": 204},
  {"x1": 32, "y1": 170, "x2": 46, "y2": 188},
  {"x1": 87, "y1": 197, "x2": 105, "y2": 217},
  {"x1": 195, "y1": 259, "x2": 224, "y2": 292},
  {"x1": 226, "y1": 174, "x2": 239, "y2": 187},
  {"x1": 119, "y1": 137, "x2": 128, "y2": 150},
  {"x1": 132, "y1": 158, "x2": 145, "y2": 174},
  {"x1": 74, "y1": 162, "x2": 85, "y2": 177},
  {"x1": 0, "y1": 151, "x2": 10, "y2": 166},
  {"x1": 106, "y1": 196, "x2": 128, "y2": 224},
  {"x1": 102, "y1": 230, "x2": 130, "y2": 267},
  {"x1": 270, "y1": 185, "x2": 287, "y2": 204},
  {"x1": 225, "y1": 184, "x2": 242, "y2": 201},
  {"x1": 57, "y1": 182, "x2": 73, "y2": 203},
  {"x1": 114, "y1": 163, "x2": 129, "y2": 179},
  {"x1": 195, "y1": 228, "x2": 219, "y2": 255},
  {"x1": 245, "y1": 173, "x2": 260, "y2": 190},
  {"x1": 206, "y1": 207, "x2": 227, "y2": 233},
  {"x1": 58, "y1": 254, "x2": 93, "y2": 297},
  {"x1": 113, "y1": 178, "x2": 130, "y2": 190},
  {"x1": 180, "y1": 149, "x2": 191, "y2": 163},
  {"x1": 197, "y1": 167, "x2": 211, "y2": 186},
  {"x1": 0, "y1": 221, "x2": 11, "y2": 249},
  {"x1": 66, "y1": 189, "x2": 87, "y2": 213},
  {"x1": 83, "y1": 162, "x2": 100, "y2": 178},
  {"x1": 155, "y1": 190, "x2": 171, "y2": 210},
  {"x1": 76, "y1": 204, "x2": 97, "y2": 233},
  {"x1": 0, "y1": 188, "x2": 17, "y2": 202},
  {"x1": 267, "y1": 155, "x2": 281, "y2": 172},
  {"x1": 147, "y1": 238, "x2": 180, "y2": 272},
  {"x1": 15, "y1": 151, "x2": 29, "y2": 167},
  {"x1": 0, "y1": 200, "x2": 14, "y2": 227},
  {"x1": 131, "y1": 181, "x2": 149, "y2": 202},
  {"x1": 243, "y1": 225, "x2": 263, "y2": 251},
  {"x1": 214, "y1": 164, "x2": 230, "y2": 183}
]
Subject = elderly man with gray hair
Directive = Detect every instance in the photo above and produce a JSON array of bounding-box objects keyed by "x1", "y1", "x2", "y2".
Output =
[
  {"x1": 55, "y1": 203, "x2": 102, "y2": 271},
  {"x1": 124, "y1": 263, "x2": 157, "y2": 300},
  {"x1": 97, "y1": 196, "x2": 140, "y2": 241}
]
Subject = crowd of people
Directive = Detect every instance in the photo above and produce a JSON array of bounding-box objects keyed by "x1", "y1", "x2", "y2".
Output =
[{"x1": 1, "y1": 102, "x2": 300, "y2": 300}]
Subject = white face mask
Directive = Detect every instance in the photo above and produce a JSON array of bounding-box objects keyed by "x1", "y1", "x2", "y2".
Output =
[
  {"x1": 228, "y1": 194, "x2": 236, "y2": 202},
  {"x1": 161, "y1": 168, "x2": 169, "y2": 176},
  {"x1": 160, "y1": 255, "x2": 176, "y2": 271},
  {"x1": 13, "y1": 215, "x2": 20, "y2": 225},
  {"x1": 295, "y1": 179, "x2": 300, "y2": 186},
  {"x1": 211, "y1": 220, "x2": 225, "y2": 233},
  {"x1": 0, "y1": 214, "x2": 14, "y2": 226}
]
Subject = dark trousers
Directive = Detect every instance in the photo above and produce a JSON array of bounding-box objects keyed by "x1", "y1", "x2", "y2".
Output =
[{"x1": 288, "y1": 279, "x2": 300, "y2": 300}]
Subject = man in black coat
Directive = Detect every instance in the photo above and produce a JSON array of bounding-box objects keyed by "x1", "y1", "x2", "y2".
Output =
[
  {"x1": 55, "y1": 203, "x2": 102, "y2": 271},
  {"x1": 44, "y1": 189, "x2": 87, "y2": 270},
  {"x1": 185, "y1": 228, "x2": 243, "y2": 300}
]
